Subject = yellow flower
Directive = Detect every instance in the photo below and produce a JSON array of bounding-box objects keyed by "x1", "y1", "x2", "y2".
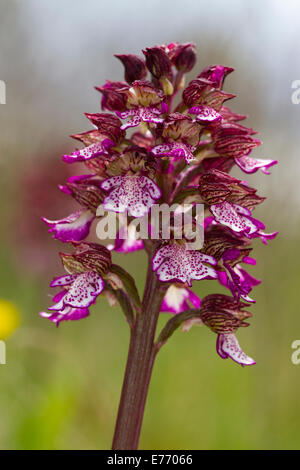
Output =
[{"x1": 0, "y1": 300, "x2": 20, "y2": 339}]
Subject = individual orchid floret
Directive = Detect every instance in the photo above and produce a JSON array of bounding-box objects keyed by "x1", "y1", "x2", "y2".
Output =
[
  {"x1": 161, "y1": 284, "x2": 201, "y2": 314},
  {"x1": 40, "y1": 271, "x2": 105, "y2": 325},
  {"x1": 42, "y1": 174, "x2": 106, "y2": 243},
  {"x1": 115, "y1": 54, "x2": 147, "y2": 84},
  {"x1": 63, "y1": 113, "x2": 124, "y2": 163},
  {"x1": 101, "y1": 175, "x2": 161, "y2": 217},
  {"x1": 95, "y1": 81, "x2": 128, "y2": 112},
  {"x1": 41, "y1": 242, "x2": 111, "y2": 324},
  {"x1": 198, "y1": 170, "x2": 266, "y2": 235},
  {"x1": 199, "y1": 294, "x2": 255, "y2": 366},
  {"x1": 234, "y1": 155, "x2": 278, "y2": 174},
  {"x1": 42, "y1": 209, "x2": 95, "y2": 243},
  {"x1": 152, "y1": 242, "x2": 217, "y2": 286},
  {"x1": 50, "y1": 271, "x2": 104, "y2": 310},
  {"x1": 142, "y1": 46, "x2": 173, "y2": 96}
]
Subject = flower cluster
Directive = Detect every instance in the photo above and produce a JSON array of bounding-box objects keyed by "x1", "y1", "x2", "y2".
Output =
[{"x1": 41, "y1": 42, "x2": 277, "y2": 366}]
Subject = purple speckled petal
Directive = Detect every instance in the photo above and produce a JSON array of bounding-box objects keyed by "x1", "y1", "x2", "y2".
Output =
[
  {"x1": 63, "y1": 141, "x2": 112, "y2": 163},
  {"x1": 42, "y1": 209, "x2": 95, "y2": 242},
  {"x1": 50, "y1": 275, "x2": 78, "y2": 288},
  {"x1": 101, "y1": 175, "x2": 161, "y2": 217},
  {"x1": 40, "y1": 305, "x2": 90, "y2": 325},
  {"x1": 210, "y1": 202, "x2": 263, "y2": 236},
  {"x1": 118, "y1": 107, "x2": 164, "y2": 130},
  {"x1": 216, "y1": 333, "x2": 256, "y2": 366},
  {"x1": 49, "y1": 271, "x2": 105, "y2": 310},
  {"x1": 151, "y1": 142, "x2": 196, "y2": 164},
  {"x1": 210, "y1": 202, "x2": 250, "y2": 233},
  {"x1": 121, "y1": 114, "x2": 142, "y2": 130},
  {"x1": 189, "y1": 105, "x2": 222, "y2": 124},
  {"x1": 235, "y1": 155, "x2": 278, "y2": 174},
  {"x1": 152, "y1": 243, "x2": 217, "y2": 286},
  {"x1": 116, "y1": 109, "x2": 136, "y2": 119}
]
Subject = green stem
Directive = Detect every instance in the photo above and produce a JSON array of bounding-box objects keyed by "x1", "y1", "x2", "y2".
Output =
[{"x1": 112, "y1": 250, "x2": 165, "y2": 450}]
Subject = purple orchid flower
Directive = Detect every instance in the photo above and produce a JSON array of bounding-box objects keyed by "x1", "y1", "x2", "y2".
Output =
[
  {"x1": 40, "y1": 271, "x2": 105, "y2": 325},
  {"x1": 210, "y1": 202, "x2": 264, "y2": 236},
  {"x1": 41, "y1": 44, "x2": 278, "y2": 451},
  {"x1": 101, "y1": 175, "x2": 161, "y2": 217},
  {"x1": 152, "y1": 242, "x2": 217, "y2": 286},
  {"x1": 199, "y1": 294, "x2": 255, "y2": 366}
]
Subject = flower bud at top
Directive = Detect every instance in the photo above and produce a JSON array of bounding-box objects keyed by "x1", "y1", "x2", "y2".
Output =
[
  {"x1": 170, "y1": 42, "x2": 197, "y2": 73},
  {"x1": 115, "y1": 54, "x2": 147, "y2": 84},
  {"x1": 143, "y1": 46, "x2": 172, "y2": 80}
]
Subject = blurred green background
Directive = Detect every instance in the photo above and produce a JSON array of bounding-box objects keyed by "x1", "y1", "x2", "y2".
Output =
[{"x1": 0, "y1": 0, "x2": 299, "y2": 449}]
